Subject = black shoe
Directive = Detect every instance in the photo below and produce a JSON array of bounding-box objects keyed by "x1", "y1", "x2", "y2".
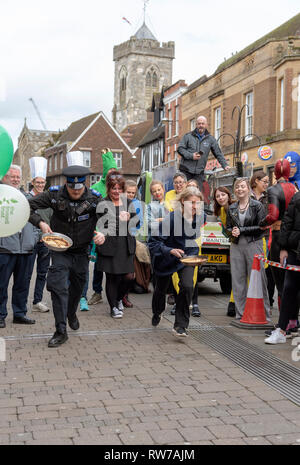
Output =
[
  {"x1": 170, "y1": 304, "x2": 176, "y2": 316},
  {"x1": 152, "y1": 314, "x2": 161, "y2": 327},
  {"x1": 13, "y1": 316, "x2": 36, "y2": 325},
  {"x1": 48, "y1": 331, "x2": 68, "y2": 348},
  {"x1": 191, "y1": 305, "x2": 201, "y2": 317},
  {"x1": 0, "y1": 318, "x2": 6, "y2": 328},
  {"x1": 68, "y1": 315, "x2": 80, "y2": 330},
  {"x1": 172, "y1": 327, "x2": 187, "y2": 337},
  {"x1": 227, "y1": 302, "x2": 236, "y2": 317}
]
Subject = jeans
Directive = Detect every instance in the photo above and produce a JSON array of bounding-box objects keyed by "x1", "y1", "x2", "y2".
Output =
[
  {"x1": 81, "y1": 263, "x2": 103, "y2": 298},
  {"x1": 27, "y1": 241, "x2": 50, "y2": 304},
  {"x1": 0, "y1": 254, "x2": 33, "y2": 319}
]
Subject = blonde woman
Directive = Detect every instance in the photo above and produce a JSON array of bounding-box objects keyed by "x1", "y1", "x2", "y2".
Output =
[
  {"x1": 226, "y1": 178, "x2": 270, "y2": 320},
  {"x1": 146, "y1": 180, "x2": 168, "y2": 236}
]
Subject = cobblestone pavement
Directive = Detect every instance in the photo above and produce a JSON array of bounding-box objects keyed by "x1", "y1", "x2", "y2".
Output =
[{"x1": 1, "y1": 267, "x2": 300, "y2": 445}]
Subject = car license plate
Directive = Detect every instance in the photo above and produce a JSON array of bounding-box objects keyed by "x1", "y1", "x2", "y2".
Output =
[{"x1": 207, "y1": 254, "x2": 227, "y2": 263}]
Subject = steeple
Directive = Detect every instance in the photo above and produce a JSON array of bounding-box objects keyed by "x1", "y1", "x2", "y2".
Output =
[{"x1": 134, "y1": 22, "x2": 157, "y2": 41}]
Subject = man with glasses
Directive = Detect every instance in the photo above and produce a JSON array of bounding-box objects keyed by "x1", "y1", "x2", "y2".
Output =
[
  {"x1": 27, "y1": 157, "x2": 52, "y2": 313},
  {"x1": 177, "y1": 115, "x2": 230, "y2": 191},
  {"x1": 0, "y1": 165, "x2": 38, "y2": 328}
]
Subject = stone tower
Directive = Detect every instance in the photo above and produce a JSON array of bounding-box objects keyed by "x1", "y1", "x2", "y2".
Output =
[{"x1": 112, "y1": 22, "x2": 175, "y2": 133}]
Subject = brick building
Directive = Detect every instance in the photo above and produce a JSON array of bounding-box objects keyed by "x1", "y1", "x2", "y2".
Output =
[
  {"x1": 180, "y1": 13, "x2": 300, "y2": 176},
  {"x1": 14, "y1": 119, "x2": 58, "y2": 189},
  {"x1": 43, "y1": 111, "x2": 139, "y2": 187},
  {"x1": 163, "y1": 80, "x2": 187, "y2": 163}
]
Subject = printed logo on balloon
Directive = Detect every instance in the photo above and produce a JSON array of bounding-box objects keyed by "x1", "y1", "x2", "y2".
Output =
[{"x1": 0, "y1": 125, "x2": 30, "y2": 237}]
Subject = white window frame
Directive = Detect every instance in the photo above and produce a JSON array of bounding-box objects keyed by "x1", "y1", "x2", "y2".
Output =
[
  {"x1": 59, "y1": 151, "x2": 63, "y2": 170},
  {"x1": 280, "y1": 78, "x2": 284, "y2": 131},
  {"x1": 245, "y1": 91, "x2": 253, "y2": 141},
  {"x1": 297, "y1": 75, "x2": 300, "y2": 129},
  {"x1": 190, "y1": 118, "x2": 196, "y2": 131},
  {"x1": 175, "y1": 105, "x2": 179, "y2": 136},
  {"x1": 90, "y1": 174, "x2": 101, "y2": 185},
  {"x1": 54, "y1": 153, "x2": 57, "y2": 171},
  {"x1": 214, "y1": 106, "x2": 221, "y2": 141},
  {"x1": 48, "y1": 156, "x2": 52, "y2": 173},
  {"x1": 112, "y1": 151, "x2": 122, "y2": 169},
  {"x1": 168, "y1": 109, "x2": 172, "y2": 139},
  {"x1": 82, "y1": 150, "x2": 91, "y2": 168}
]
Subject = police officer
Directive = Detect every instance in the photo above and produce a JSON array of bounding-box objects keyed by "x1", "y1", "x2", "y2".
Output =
[{"x1": 28, "y1": 161, "x2": 105, "y2": 347}]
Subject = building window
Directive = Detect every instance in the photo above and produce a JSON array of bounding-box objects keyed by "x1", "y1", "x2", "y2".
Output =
[
  {"x1": 112, "y1": 151, "x2": 122, "y2": 169},
  {"x1": 146, "y1": 72, "x2": 151, "y2": 87},
  {"x1": 168, "y1": 109, "x2": 172, "y2": 139},
  {"x1": 190, "y1": 118, "x2": 196, "y2": 131},
  {"x1": 54, "y1": 153, "x2": 57, "y2": 171},
  {"x1": 90, "y1": 174, "x2": 101, "y2": 185},
  {"x1": 245, "y1": 91, "x2": 253, "y2": 140},
  {"x1": 48, "y1": 156, "x2": 52, "y2": 173},
  {"x1": 82, "y1": 151, "x2": 91, "y2": 167},
  {"x1": 298, "y1": 75, "x2": 300, "y2": 130},
  {"x1": 214, "y1": 106, "x2": 221, "y2": 141},
  {"x1": 59, "y1": 151, "x2": 63, "y2": 169},
  {"x1": 280, "y1": 78, "x2": 284, "y2": 131},
  {"x1": 175, "y1": 105, "x2": 179, "y2": 136}
]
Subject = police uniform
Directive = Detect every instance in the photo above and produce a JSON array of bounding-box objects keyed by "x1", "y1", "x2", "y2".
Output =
[{"x1": 28, "y1": 165, "x2": 102, "y2": 346}]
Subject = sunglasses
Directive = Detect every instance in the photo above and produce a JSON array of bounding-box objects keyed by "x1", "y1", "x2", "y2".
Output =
[{"x1": 109, "y1": 174, "x2": 123, "y2": 180}]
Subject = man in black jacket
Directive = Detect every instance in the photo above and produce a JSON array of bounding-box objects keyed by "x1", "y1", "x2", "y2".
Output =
[
  {"x1": 28, "y1": 165, "x2": 105, "y2": 347},
  {"x1": 177, "y1": 115, "x2": 230, "y2": 190}
]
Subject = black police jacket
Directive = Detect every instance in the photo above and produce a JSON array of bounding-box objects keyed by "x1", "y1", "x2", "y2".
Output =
[{"x1": 28, "y1": 185, "x2": 102, "y2": 253}]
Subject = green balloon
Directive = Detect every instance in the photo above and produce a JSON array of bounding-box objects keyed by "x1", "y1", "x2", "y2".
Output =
[{"x1": 0, "y1": 125, "x2": 14, "y2": 180}]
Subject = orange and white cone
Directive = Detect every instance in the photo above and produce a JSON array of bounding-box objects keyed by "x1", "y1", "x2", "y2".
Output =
[{"x1": 231, "y1": 255, "x2": 273, "y2": 329}]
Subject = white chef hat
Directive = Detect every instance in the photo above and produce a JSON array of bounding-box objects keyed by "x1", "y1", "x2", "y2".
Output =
[
  {"x1": 29, "y1": 157, "x2": 48, "y2": 180},
  {"x1": 66, "y1": 151, "x2": 84, "y2": 167}
]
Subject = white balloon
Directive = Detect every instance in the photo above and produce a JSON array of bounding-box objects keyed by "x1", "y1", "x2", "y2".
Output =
[{"x1": 0, "y1": 184, "x2": 30, "y2": 237}]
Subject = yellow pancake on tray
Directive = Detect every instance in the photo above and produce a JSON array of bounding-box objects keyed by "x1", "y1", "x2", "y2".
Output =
[
  {"x1": 42, "y1": 233, "x2": 73, "y2": 252},
  {"x1": 180, "y1": 255, "x2": 208, "y2": 266}
]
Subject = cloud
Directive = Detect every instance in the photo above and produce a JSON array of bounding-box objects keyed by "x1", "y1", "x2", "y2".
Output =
[{"x1": 0, "y1": 0, "x2": 299, "y2": 150}]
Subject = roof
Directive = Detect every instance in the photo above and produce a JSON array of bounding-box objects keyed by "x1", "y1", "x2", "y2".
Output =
[
  {"x1": 186, "y1": 75, "x2": 207, "y2": 94},
  {"x1": 215, "y1": 12, "x2": 300, "y2": 74},
  {"x1": 121, "y1": 119, "x2": 154, "y2": 149},
  {"x1": 134, "y1": 22, "x2": 157, "y2": 41},
  {"x1": 138, "y1": 124, "x2": 165, "y2": 147},
  {"x1": 58, "y1": 112, "x2": 100, "y2": 144}
]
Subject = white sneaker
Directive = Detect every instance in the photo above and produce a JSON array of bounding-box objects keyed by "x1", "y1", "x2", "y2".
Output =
[
  {"x1": 32, "y1": 302, "x2": 50, "y2": 313},
  {"x1": 111, "y1": 307, "x2": 123, "y2": 319},
  {"x1": 118, "y1": 300, "x2": 124, "y2": 312},
  {"x1": 264, "y1": 328, "x2": 286, "y2": 344}
]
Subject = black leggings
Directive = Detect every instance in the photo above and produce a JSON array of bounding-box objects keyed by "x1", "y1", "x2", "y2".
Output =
[
  {"x1": 105, "y1": 272, "x2": 135, "y2": 310},
  {"x1": 278, "y1": 251, "x2": 300, "y2": 330},
  {"x1": 152, "y1": 266, "x2": 195, "y2": 329}
]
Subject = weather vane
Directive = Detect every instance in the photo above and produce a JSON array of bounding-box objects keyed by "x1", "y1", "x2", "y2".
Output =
[{"x1": 143, "y1": 0, "x2": 149, "y2": 23}]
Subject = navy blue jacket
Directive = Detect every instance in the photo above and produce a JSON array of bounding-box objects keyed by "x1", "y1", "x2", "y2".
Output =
[{"x1": 148, "y1": 210, "x2": 201, "y2": 276}]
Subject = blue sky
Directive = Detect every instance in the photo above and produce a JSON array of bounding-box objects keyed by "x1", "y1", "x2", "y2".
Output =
[{"x1": 0, "y1": 0, "x2": 299, "y2": 149}]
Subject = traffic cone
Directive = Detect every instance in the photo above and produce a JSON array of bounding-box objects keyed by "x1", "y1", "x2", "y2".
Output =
[{"x1": 231, "y1": 255, "x2": 273, "y2": 329}]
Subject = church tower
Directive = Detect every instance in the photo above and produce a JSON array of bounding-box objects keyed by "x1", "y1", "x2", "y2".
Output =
[{"x1": 112, "y1": 22, "x2": 175, "y2": 133}]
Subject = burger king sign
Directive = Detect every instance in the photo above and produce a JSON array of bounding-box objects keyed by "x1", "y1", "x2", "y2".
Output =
[{"x1": 258, "y1": 145, "x2": 273, "y2": 161}]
